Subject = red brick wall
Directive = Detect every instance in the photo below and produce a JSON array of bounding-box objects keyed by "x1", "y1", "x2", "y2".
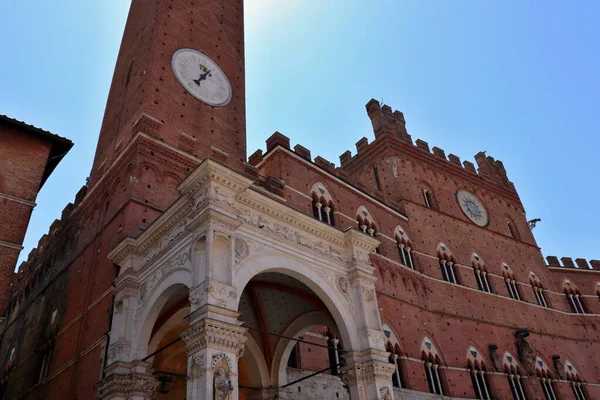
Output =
[
  {"x1": 255, "y1": 120, "x2": 600, "y2": 398},
  {"x1": 0, "y1": 125, "x2": 52, "y2": 308}
]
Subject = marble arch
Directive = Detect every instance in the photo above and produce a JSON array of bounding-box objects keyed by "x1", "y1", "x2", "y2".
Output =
[
  {"x1": 133, "y1": 268, "x2": 192, "y2": 359},
  {"x1": 235, "y1": 252, "x2": 360, "y2": 351}
]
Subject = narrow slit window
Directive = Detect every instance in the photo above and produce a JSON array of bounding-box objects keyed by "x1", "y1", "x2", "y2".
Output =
[{"x1": 423, "y1": 190, "x2": 433, "y2": 208}]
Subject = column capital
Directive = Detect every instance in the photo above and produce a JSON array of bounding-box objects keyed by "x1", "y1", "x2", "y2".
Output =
[
  {"x1": 180, "y1": 318, "x2": 247, "y2": 357},
  {"x1": 341, "y1": 359, "x2": 396, "y2": 386},
  {"x1": 96, "y1": 371, "x2": 159, "y2": 400}
]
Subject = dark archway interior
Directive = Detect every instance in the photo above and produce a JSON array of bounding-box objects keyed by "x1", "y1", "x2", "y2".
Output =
[{"x1": 238, "y1": 272, "x2": 344, "y2": 399}]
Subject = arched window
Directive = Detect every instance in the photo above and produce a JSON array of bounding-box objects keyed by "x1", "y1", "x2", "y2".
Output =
[
  {"x1": 503, "y1": 352, "x2": 528, "y2": 400},
  {"x1": 421, "y1": 337, "x2": 444, "y2": 395},
  {"x1": 565, "y1": 360, "x2": 588, "y2": 400},
  {"x1": 383, "y1": 323, "x2": 405, "y2": 388},
  {"x1": 529, "y1": 272, "x2": 548, "y2": 308},
  {"x1": 502, "y1": 264, "x2": 522, "y2": 301},
  {"x1": 438, "y1": 243, "x2": 459, "y2": 284},
  {"x1": 536, "y1": 357, "x2": 558, "y2": 400},
  {"x1": 356, "y1": 206, "x2": 376, "y2": 237},
  {"x1": 563, "y1": 280, "x2": 587, "y2": 314},
  {"x1": 310, "y1": 183, "x2": 336, "y2": 226},
  {"x1": 472, "y1": 253, "x2": 492, "y2": 293},
  {"x1": 467, "y1": 346, "x2": 492, "y2": 399},
  {"x1": 395, "y1": 226, "x2": 414, "y2": 269}
]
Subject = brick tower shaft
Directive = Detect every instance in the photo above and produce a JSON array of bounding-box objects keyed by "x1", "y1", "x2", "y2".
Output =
[{"x1": 89, "y1": 0, "x2": 246, "y2": 186}]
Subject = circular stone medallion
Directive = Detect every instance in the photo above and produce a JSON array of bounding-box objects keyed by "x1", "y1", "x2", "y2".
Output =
[{"x1": 456, "y1": 189, "x2": 489, "y2": 227}]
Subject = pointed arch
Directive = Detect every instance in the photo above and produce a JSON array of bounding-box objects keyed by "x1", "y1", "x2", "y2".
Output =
[
  {"x1": 310, "y1": 182, "x2": 336, "y2": 226},
  {"x1": 420, "y1": 336, "x2": 442, "y2": 364},
  {"x1": 467, "y1": 345, "x2": 493, "y2": 400},
  {"x1": 529, "y1": 271, "x2": 549, "y2": 308},
  {"x1": 437, "y1": 243, "x2": 459, "y2": 284},
  {"x1": 563, "y1": 279, "x2": 587, "y2": 314},
  {"x1": 421, "y1": 336, "x2": 445, "y2": 395},
  {"x1": 502, "y1": 264, "x2": 522, "y2": 301},
  {"x1": 466, "y1": 345, "x2": 488, "y2": 369},
  {"x1": 394, "y1": 226, "x2": 414, "y2": 269},
  {"x1": 472, "y1": 253, "x2": 492, "y2": 293},
  {"x1": 356, "y1": 205, "x2": 377, "y2": 236}
]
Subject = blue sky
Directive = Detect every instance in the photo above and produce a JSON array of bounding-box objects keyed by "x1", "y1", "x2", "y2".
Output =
[{"x1": 1, "y1": 0, "x2": 598, "y2": 266}]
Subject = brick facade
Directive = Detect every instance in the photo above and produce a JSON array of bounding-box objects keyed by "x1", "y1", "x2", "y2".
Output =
[
  {"x1": 1, "y1": 1, "x2": 598, "y2": 400},
  {"x1": 0, "y1": 117, "x2": 72, "y2": 312}
]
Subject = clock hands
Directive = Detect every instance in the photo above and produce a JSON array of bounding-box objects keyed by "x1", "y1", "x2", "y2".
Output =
[{"x1": 193, "y1": 69, "x2": 212, "y2": 86}]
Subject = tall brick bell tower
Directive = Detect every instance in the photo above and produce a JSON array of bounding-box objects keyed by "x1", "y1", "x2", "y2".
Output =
[
  {"x1": 0, "y1": 1, "x2": 245, "y2": 399},
  {"x1": 90, "y1": 0, "x2": 246, "y2": 187}
]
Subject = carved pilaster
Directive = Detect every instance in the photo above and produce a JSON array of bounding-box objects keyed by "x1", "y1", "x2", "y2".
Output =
[{"x1": 180, "y1": 318, "x2": 247, "y2": 400}]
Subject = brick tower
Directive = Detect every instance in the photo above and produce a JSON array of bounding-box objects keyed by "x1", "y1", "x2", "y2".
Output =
[
  {"x1": 89, "y1": 0, "x2": 246, "y2": 186},
  {"x1": 0, "y1": 1, "x2": 246, "y2": 399}
]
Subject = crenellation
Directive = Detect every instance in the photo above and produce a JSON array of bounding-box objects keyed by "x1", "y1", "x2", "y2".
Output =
[
  {"x1": 415, "y1": 139, "x2": 430, "y2": 152},
  {"x1": 546, "y1": 256, "x2": 600, "y2": 271},
  {"x1": 293, "y1": 144, "x2": 311, "y2": 161},
  {"x1": 314, "y1": 156, "x2": 335, "y2": 172},
  {"x1": 448, "y1": 153, "x2": 461, "y2": 166},
  {"x1": 431, "y1": 146, "x2": 446, "y2": 160},
  {"x1": 355, "y1": 137, "x2": 369, "y2": 153},
  {"x1": 546, "y1": 256, "x2": 561, "y2": 267},
  {"x1": 74, "y1": 185, "x2": 88, "y2": 205},
  {"x1": 61, "y1": 203, "x2": 75, "y2": 221},
  {"x1": 561, "y1": 257, "x2": 576, "y2": 269},
  {"x1": 266, "y1": 131, "x2": 290, "y2": 152},
  {"x1": 339, "y1": 150, "x2": 352, "y2": 167},
  {"x1": 248, "y1": 149, "x2": 263, "y2": 166},
  {"x1": 49, "y1": 219, "x2": 61, "y2": 235},
  {"x1": 462, "y1": 160, "x2": 477, "y2": 173},
  {"x1": 575, "y1": 258, "x2": 591, "y2": 270},
  {"x1": 393, "y1": 110, "x2": 412, "y2": 143}
]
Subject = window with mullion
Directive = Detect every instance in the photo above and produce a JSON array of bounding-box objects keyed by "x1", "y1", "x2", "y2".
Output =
[
  {"x1": 566, "y1": 293, "x2": 586, "y2": 314},
  {"x1": 507, "y1": 372, "x2": 528, "y2": 400},
  {"x1": 533, "y1": 286, "x2": 548, "y2": 307},
  {"x1": 440, "y1": 259, "x2": 458, "y2": 284},
  {"x1": 398, "y1": 243, "x2": 414, "y2": 269},
  {"x1": 470, "y1": 366, "x2": 492, "y2": 400},
  {"x1": 424, "y1": 361, "x2": 443, "y2": 395},
  {"x1": 474, "y1": 268, "x2": 492, "y2": 293},
  {"x1": 540, "y1": 376, "x2": 557, "y2": 400},
  {"x1": 570, "y1": 380, "x2": 588, "y2": 400},
  {"x1": 505, "y1": 279, "x2": 521, "y2": 300}
]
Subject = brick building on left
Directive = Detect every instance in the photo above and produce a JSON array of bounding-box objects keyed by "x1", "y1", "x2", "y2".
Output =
[{"x1": 0, "y1": 115, "x2": 72, "y2": 310}]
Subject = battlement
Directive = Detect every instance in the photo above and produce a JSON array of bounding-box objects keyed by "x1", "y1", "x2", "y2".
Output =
[
  {"x1": 341, "y1": 99, "x2": 515, "y2": 189},
  {"x1": 249, "y1": 99, "x2": 517, "y2": 196},
  {"x1": 13, "y1": 183, "x2": 87, "y2": 289},
  {"x1": 546, "y1": 256, "x2": 600, "y2": 272}
]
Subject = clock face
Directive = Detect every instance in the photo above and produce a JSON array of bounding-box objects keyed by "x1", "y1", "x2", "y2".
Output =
[
  {"x1": 456, "y1": 189, "x2": 489, "y2": 227},
  {"x1": 172, "y1": 49, "x2": 232, "y2": 106}
]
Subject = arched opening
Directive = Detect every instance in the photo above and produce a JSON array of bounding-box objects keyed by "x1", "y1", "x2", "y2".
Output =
[
  {"x1": 237, "y1": 272, "x2": 349, "y2": 400},
  {"x1": 141, "y1": 284, "x2": 190, "y2": 400}
]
